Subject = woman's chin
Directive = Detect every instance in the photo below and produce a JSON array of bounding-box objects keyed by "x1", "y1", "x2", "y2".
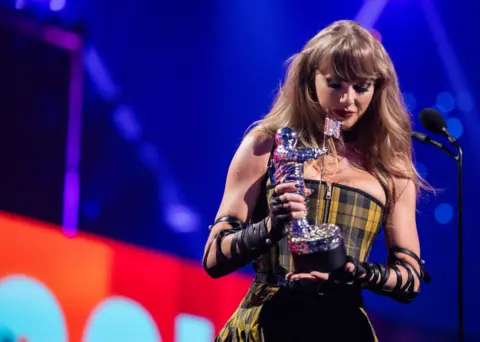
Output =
[
  {"x1": 340, "y1": 121, "x2": 356, "y2": 130},
  {"x1": 340, "y1": 114, "x2": 362, "y2": 130}
]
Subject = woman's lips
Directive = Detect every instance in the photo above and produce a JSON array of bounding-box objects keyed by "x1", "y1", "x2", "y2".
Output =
[{"x1": 332, "y1": 109, "x2": 356, "y2": 118}]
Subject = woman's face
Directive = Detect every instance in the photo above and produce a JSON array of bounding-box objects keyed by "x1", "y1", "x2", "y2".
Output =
[{"x1": 314, "y1": 71, "x2": 375, "y2": 130}]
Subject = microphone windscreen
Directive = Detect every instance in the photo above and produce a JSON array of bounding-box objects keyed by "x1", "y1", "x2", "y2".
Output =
[{"x1": 419, "y1": 108, "x2": 447, "y2": 135}]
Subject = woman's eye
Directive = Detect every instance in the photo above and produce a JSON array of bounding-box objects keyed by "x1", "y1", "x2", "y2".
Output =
[
  {"x1": 326, "y1": 77, "x2": 372, "y2": 93},
  {"x1": 326, "y1": 80, "x2": 341, "y2": 89},
  {"x1": 354, "y1": 84, "x2": 371, "y2": 93}
]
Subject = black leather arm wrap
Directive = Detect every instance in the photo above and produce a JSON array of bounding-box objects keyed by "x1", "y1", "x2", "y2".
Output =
[
  {"x1": 202, "y1": 216, "x2": 285, "y2": 279},
  {"x1": 358, "y1": 247, "x2": 432, "y2": 303}
]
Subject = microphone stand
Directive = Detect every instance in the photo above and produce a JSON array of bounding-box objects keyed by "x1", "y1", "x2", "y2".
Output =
[
  {"x1": 454, "y1": 144, "x2": 463, "y2": 342},
  {"x1": 413, "y1": 130, "x2": 463, "y2": 341},
  {"x1": 441, "y1": 134, "x2": 463, "y2": 342},
  {"x1": 411, "y1": 131, "x2": 457, "y2": 160},
  {"x1": 440, "y1": 128, "x2": 463, "y2": 342}
]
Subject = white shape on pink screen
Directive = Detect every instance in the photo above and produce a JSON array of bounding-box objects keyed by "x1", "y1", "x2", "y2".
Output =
[
  {"x1": 0, "y1": 274, "x2": 67, "y2": 342},
  {"x1": 175, "y1": 314, "x2": 214, "y2": 342},
  {"x1": 83, "y1": 296, "x2": 162, "y2": 342}
]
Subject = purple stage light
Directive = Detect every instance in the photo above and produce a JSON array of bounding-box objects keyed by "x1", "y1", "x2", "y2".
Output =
[{"x1": 49, "y1": 0, "x2": 65, "y2": 11}]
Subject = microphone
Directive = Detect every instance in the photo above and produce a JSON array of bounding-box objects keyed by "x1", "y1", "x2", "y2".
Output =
[
  {"x1": 418, "y1": 107, "x2": 463, "y2": 342},
  {"x1": 411, "y1": 130, "x2": 456, "y2": 160},
  {"x1": 419, "y1": 108, "x2": 459, "y2": 148}
]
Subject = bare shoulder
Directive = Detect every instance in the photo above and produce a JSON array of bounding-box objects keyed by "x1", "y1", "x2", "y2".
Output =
[
  {"x1": 388, "y1": 157, "x2": 418, "y2": 202},
  {"x1": 239, "y1": 130, "x2": 274, "y2": 158},
  {"x1": 229, "y1": 130, "x2": 274, "y2": 176},
  {"x1": 393, "y1": 177, "x2": 416, "y2": 201}
]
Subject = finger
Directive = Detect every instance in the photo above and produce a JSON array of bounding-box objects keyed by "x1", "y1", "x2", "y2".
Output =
[
  {"x1": 279, "y1": 193, "x2": 305, "y2": 203},
  {"x1": 275, "y1": 214, "x2": 291, "y2": 222},
  {"x1": 305, "y1": 188, "x2": 313, "y2": 197},
  {"x1": 286, "y1": 272, "x2": 294, "y2": 280},
  {"x1": 310, "y1": 271, "x2": 329, "y2": 281},
  {"x1": 344, "y1": 262, "x2": 355, "y2": 273},
  {"x1": 290, "y1": 211, "x2": 308, "y2": 219},
  {"x1": 274, "y1": 182, "x2": 298, "y2": 195},
  {"x1": 270, "y1": 202, "x2": 288, "y2": 215},
  {"x1": 290, "y1": 273, "x2": 317, "y2": 281},
  {"x1": 282, "y1": 201, "x2": 306, "y2": 212}
]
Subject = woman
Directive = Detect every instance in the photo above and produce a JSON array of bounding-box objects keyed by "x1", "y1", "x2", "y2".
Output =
[{"x1": 202, "y1": 20, "x2": 431, "y2": 341}]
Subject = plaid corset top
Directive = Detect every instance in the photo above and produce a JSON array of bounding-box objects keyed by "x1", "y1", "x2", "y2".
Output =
[{"x1": 255, "y1": 179, "x2": 386, "y2": 276}]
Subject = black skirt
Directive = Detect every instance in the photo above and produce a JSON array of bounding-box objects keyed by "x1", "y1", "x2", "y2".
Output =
[{"x1": 215, "y1": 279, "x2": 378, "y2": 342}]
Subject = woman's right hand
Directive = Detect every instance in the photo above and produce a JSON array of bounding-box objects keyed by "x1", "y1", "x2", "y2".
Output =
[{"x1": 268, "y1": 182, "x2": 311, "y2": 237}]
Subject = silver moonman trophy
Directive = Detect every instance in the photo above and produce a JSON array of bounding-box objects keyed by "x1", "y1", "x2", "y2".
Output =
[{"x1": 273, "y1": 121, "x2": 347, "y2": 273}]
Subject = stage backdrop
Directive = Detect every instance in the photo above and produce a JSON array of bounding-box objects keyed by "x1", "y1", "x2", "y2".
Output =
[
  {"x1": 0, "y1": 212, "x2": 252, "y2": 342},
  {"x1": 0, "y1": 212, "x2": 460, "y2": 342}
]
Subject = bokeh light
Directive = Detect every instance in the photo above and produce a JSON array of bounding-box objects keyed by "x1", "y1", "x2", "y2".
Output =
[
  {"x1": 434, "y1": 203, "x2": 454, "y2": 225},
  {"x1": 456, "y1": 91, "x2": 474, "y2": 113},
  {"x1": 446, "y1": 117, "x2": 464, "y2": 139},
  {"x1": 436, "y1": 91, "x2": 455, "y2": 114}
]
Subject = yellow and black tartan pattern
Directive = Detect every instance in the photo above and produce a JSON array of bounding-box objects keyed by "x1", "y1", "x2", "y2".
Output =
[
  {"x1": 255, "y1": 180, "x2": 385, "y2": 276},
  {"x1": 215, "y1": 180, "x2": 385, "y2": 342},
  {"x1": 215, "y1": 282, "x2": 280, "y2": 342}
]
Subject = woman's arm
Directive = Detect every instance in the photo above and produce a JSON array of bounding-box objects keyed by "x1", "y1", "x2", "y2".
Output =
[
  {"x1": 203, "y1": 133, "x2": 273, "y2": 278},
  {"x1": 203, "y1": 130, "x2": 315, "y2": 279},
  {"x1": 354, "y1": 178, "x2": 431, "y2": 303}
]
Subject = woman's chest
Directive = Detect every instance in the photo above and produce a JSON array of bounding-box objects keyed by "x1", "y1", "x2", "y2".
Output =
[{"x1": 303, "y1": 162, "x2": 386, "y2": 207}]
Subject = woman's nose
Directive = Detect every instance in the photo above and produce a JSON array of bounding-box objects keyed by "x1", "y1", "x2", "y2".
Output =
[{"x1": 339, "y1": 87, "x2": 355, "y2": 106}]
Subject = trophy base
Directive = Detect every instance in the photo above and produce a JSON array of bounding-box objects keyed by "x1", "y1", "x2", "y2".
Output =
[{"x1": 293, "y1": 243, "x2": 347, "y2": 273}]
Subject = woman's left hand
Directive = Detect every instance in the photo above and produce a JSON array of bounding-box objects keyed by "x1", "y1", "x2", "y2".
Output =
[{"x1": 286, "y1": 261, "x2": 356, "y2": 282}]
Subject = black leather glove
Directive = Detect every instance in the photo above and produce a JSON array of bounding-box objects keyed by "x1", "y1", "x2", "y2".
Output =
[{"x1": 268, "y1": 190, "x2": 292, "y2": 240}]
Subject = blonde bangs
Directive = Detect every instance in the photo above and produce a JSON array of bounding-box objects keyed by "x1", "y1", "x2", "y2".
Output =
[{"x1": 315, "y1": 37, "x2": 382, "y2": 82}]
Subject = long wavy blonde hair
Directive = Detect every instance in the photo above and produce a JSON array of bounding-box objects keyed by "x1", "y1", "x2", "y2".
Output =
[{"x1": 249, "y1": 20, "x2": 429, "y2": 213}]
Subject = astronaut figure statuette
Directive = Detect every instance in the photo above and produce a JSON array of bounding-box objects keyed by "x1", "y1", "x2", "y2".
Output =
[{"x1": 272, "y1": 119, "x2": 347, "y2": 273}]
